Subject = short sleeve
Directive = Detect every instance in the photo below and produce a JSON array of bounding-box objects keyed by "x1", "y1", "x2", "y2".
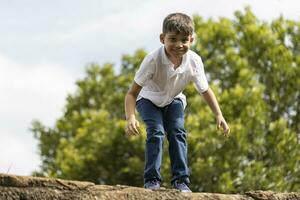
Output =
[
  {"x1": 192, "y1": 55, "x2": 209, "y2": 93},
  {"x1": 134, "y1": 55, "x2": 155, "y2": 87}
]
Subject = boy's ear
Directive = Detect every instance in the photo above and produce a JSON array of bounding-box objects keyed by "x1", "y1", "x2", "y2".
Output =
[
  {"x1": 160, "y1": 33, "x2": 165, "y2": 44},
  {"x1": 190, "y1": 36, "x2": 194, "y2": 43}
]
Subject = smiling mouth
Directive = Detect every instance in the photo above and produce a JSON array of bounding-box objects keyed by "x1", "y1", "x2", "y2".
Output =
[{"x1": 173, "y1": 50, "x2": 184, "y2": 54}]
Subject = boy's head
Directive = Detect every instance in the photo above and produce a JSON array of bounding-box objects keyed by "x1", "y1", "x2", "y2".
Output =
[
  {"x1": 162, "y1": 13, "x2": 194, "y2": 36},
  {"x1": 160, "y1": 13, "x2": 194, "y2": 59}
]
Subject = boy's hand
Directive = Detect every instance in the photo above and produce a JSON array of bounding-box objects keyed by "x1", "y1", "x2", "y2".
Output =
[
  {"x1": 125, "y1": 115, "x2": 141, "y2": 136},
  {"x1": 216, "y1": 114, "x2": 230, "y2": 137}
]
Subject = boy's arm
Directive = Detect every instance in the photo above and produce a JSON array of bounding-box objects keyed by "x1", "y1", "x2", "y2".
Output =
[
  {"x1": 201, "y1": 88, "x2": 230, "y2": 136},
  {"x1": 124, "y1": 81, "x2": 142, "y2": 136}
]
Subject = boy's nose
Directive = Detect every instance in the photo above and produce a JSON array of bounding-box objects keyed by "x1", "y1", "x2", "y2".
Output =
[{"x1": 175, "y1": 41, "x2": 183, "y2": 48}]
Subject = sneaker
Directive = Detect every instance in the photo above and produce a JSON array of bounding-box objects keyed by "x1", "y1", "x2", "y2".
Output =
[
  {"x1": 172, "y1": 180, "x2": 192, "y2": 192},
  {"x1": 144, "y1": 179, "x2": 160, "y2": 190}
]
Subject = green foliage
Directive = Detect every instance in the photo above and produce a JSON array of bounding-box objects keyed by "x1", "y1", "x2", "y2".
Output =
[{"x1": 31, "y1": 8, "x2": 300, "y2": 192}]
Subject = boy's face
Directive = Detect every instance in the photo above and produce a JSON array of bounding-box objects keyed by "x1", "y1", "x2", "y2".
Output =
[{"x1": 160, "y1": 32, "x2": 194, "y2": 59}]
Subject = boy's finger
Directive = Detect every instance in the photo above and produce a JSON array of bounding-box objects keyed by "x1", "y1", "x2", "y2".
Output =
[
  {"x1": 221, "y1": 121, "x2": 227, "y2": 129},
  {"x1": 132, "y1": 126, "x2": 139, "y2": 135},
  {"x1": 130, "y1": 124, "x2": 139, "y2": 135},
  {"x1": 127, "y1": 125, "x2": 136, "y2": 136},
  {"x1": 135, "y1": 122, "x2": 141, "y2": 135},
  {"x1": 223, "y1": 127, "x2": 230, "y2": 137},
  {"x1": 219, "y1": 121, "x2": 229, "y2": 136},
  {"x1": 125, "y1": 127, "x2": 129, "y2": 135},
  {"x1": 127, "y1": 129, "x2": 133, "y2": 136},
  {"x1": 137, "y1": 126, "x2": 142, "y2": 134},
  {"x1": 125, "y1": 129, "x2": 132, "y2": 137},
  {"x1": 217, "y1": 122, "x2": 221, "y2": 130}
]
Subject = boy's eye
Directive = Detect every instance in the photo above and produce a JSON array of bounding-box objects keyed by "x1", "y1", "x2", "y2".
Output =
[{"x1": 170, "y1": 38, "x2": 177, "y2": 42}]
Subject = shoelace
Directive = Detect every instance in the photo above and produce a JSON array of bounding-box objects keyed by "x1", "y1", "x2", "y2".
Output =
[
  {"x1": 175, "y1": 181, "x2": 188, "y2": 188},
  {"x1": 150, "y1": 180, "x2": 159, "y2": 184}
]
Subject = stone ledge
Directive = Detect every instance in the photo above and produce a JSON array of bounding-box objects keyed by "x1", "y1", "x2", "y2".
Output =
[{"x1": 0, "y1": 173, "x2": 299, "y2": 200}]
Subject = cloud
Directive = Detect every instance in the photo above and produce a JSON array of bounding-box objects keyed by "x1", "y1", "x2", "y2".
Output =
[
  {"x1": 0, "y1": 54, "x2": 78, "y2": 126},
  {"x1": 0, "y1": 54, "x2": 80, "y2": 175},
  {"x1": 0, "y1": 133, "x2": 40, "y2": 175}
]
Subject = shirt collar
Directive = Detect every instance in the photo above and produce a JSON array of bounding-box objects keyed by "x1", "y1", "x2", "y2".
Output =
[{"x1": 161, "y1": 46, "x2": 172, "y2": 65}]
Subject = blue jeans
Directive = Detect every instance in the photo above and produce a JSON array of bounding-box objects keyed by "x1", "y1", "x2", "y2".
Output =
[{"x1": 136, "y1": 98, "x2": 190, "y2": 184}]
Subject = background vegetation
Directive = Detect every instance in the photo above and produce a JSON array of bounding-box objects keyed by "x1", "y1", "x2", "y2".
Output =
[{"x1": 31, "y1": 8, "x2": 300, "y2": 193}]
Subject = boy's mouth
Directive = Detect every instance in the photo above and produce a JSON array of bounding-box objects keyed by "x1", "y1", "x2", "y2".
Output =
[{"x1": 173, "y1": 50, "x2": 185, "y2": 54}]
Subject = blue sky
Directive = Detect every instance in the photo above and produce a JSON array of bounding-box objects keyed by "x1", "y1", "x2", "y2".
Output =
[{"x1": 0, "y1": 0, "x2": 299, "y2": 175}]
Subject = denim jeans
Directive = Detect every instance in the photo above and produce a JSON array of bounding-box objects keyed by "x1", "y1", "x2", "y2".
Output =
[{"x1": 136, "y1": 98, "x2": 190, "y2": 184}]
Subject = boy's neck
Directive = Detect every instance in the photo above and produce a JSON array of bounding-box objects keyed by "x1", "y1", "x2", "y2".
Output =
[
  {"x1": 170, "y1": 57, "x2": 182, "y2": 69},
  {"x1": 164, "y1": 49, "x2": 183, "y2": 69}
]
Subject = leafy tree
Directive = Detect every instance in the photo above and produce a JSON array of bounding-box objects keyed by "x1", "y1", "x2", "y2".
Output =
[
  {"x1": 31, "y1": 8, "x2": 300, "y2": 192},
  {"x1": 189, "y1": 7, "x2": 299, "y2": 192},
  {"x1": 31, "y1": 60, "x2": 146, "y2": 184}
]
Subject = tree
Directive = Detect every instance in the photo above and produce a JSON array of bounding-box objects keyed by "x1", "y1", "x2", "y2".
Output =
[
  {"x1": 188, "y1": 7, "x2": 299, "y2": 192},
  {"x1": 31, "y1": 8, "x2": 300, "y2": 192},
  {"x1": 32, "y1": 58, "x2": 147, "y2": 185}
]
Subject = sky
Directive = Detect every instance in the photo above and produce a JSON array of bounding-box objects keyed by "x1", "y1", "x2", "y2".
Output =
[{"x1": 0, "y1": 0, "x2": 299, "y2": 176}]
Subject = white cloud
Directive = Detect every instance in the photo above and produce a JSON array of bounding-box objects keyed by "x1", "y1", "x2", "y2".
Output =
[
  {"x1": 0, "y1": 54, "x2": 77, "y2": 126},
  {"x1": 0, "y1": 54, "x2": 80, "y2": 175},
  {"x1": 0, "y1": 133, "x2": 40, "y2": 175}
]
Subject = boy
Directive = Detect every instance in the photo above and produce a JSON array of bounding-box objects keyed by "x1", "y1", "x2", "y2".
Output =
[{"x1": 124, "y1": 13, "x2": 230, "y2": 192}]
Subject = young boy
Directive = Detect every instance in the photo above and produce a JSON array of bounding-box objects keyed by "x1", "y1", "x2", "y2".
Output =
[{"x1": 124, "y1": 13, "x2": 230, "y2": 192}]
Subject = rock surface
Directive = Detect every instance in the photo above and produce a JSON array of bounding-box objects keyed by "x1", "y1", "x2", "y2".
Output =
[{"x1": 0, "y1": 173, "x2": 299, "y2": 200}]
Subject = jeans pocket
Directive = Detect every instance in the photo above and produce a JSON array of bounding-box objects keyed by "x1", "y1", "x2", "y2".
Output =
[{"x1": 172, "y1": 98, "x2": 184, "y2": 110}]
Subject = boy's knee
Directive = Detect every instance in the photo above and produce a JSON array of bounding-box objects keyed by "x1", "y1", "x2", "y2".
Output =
[
  {"x1": 146, "y1": 121, "x2": 164, "y2": 134},
  {"x1": 166, "y1": 123, "x2": 186, "y2": 134},
  {"x1": 146, "y1": 127, "x2": 165, "y2": 138}
]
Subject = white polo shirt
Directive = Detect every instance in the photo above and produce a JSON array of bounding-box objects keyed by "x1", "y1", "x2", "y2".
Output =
[{"x1": 134, "y1": 46, "x2": 209, "y2": 108}]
